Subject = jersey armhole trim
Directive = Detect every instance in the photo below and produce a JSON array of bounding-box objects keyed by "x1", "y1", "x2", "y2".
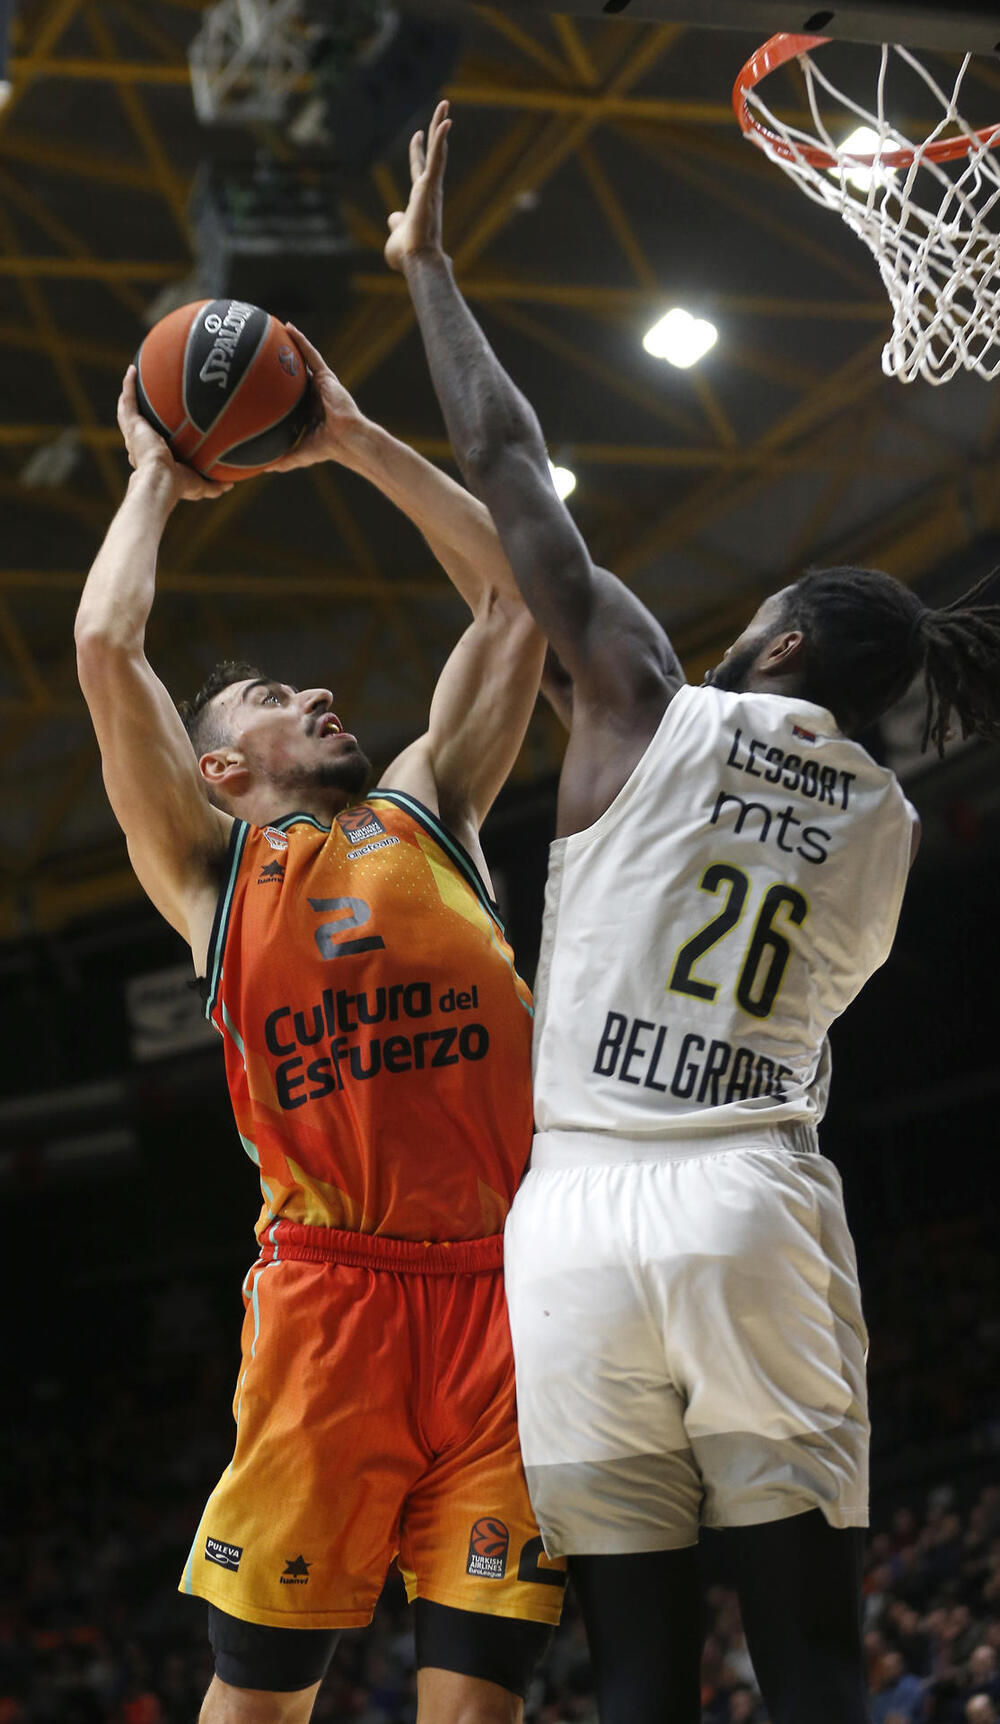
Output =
[
  {"x1": 881, "y1": 794, "x2": 917, "y2": 962},
  {"x1": 203, "y1": 819, "x2": 249, "y2": 1022},
  {"x1": 368, "y1": 787, "x2": 505, "y2": 933},
  {"x1": 558, "y1": 681, "x2": 694, "y2": 853}
]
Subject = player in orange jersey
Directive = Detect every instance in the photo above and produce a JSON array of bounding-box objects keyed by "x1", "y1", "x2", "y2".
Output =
[{"x1": 75, "y1": 312, "x2": 564, "y2": 1721}]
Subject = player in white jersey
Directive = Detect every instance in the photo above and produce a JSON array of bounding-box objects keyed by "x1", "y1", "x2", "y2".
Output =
[{"x1": 389, "y1": 104, "x2": 1000, "y2": 1724}]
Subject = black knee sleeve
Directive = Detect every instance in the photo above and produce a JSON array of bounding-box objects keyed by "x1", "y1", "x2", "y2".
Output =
[
  {"x1": 207, "y1": 1603, "x2": 340, "y2": 1693},
  {"x1": 414, "y1": 1599, "x2": 552, "y2": 1698}
]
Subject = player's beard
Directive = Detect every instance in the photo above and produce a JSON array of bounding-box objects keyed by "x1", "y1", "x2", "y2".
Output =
[
  {"x1": 265, "y1": 743, "x2": 372, "y2": 802},
  {"x1": 703, "y1": 640, "x2": 760, "y2": 693}
]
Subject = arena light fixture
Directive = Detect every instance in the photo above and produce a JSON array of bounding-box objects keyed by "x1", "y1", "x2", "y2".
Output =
[
  {"x1": 832, "y1": 125, "x2": 901, "y2": 192},
  {"x1": 642, "y1": 307, "x2": 718, "y2": 369},
  {"x1": 548, "y1": 460, "x2": 577, "y2": 500}
]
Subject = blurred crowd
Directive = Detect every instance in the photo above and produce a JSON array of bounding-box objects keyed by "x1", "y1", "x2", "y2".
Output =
[{"x1": 3, "y1": 1212, "x2": 998, "y2": 1724}]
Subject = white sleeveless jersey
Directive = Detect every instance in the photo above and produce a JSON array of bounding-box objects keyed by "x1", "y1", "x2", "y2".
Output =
[{"x1": 532, "y1": 683, "x2": 916, "y2": 1142}]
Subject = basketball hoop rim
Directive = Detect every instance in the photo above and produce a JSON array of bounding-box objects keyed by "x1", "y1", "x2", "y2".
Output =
[{"x1": 733, "y1": 32, "x2": 1000, "y2": 171}]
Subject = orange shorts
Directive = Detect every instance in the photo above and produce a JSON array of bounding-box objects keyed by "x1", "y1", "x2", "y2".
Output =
[{"x1": 180, "y1": 1223, "x2": 566, "y2": 1630}]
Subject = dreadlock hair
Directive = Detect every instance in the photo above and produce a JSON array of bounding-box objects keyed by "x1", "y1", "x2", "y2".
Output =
[
  {"x1": 177, "y1": 660, "x2": 264, "y2": 760},
  {"x1": 917, "y1": 570, "x2": 1000, "y2": 754},
  {"x1": 779, "y1": 565, "x2": 1000, "y2": 754}
]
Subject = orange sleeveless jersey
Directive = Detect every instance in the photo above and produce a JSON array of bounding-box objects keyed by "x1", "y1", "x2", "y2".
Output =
[{"x1": 203, "y1": 791, "x2": 534, "y2": 1243}]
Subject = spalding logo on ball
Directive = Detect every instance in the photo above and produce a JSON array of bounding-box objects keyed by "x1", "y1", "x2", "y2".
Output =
[{"x1": 134, "y1": 299, "x2": 312, "y2": 483}]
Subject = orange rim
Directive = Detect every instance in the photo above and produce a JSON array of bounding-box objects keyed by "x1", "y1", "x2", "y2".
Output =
[{"x1": 733, "y1": 31, "x2": 1000, "y2": 171}]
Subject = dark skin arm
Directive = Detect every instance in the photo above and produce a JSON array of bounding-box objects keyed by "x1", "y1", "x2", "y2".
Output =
[
  {"x1": 387, "y1": 103, "x2": 685, "y2": 836},
  {"x1": 540, "y1": 645, "x2": 574, "y2": 734}
]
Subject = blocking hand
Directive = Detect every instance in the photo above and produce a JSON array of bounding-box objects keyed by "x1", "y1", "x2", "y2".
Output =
[{"x1": 384, "y1": 99, "x2": 452, "y2": 273}]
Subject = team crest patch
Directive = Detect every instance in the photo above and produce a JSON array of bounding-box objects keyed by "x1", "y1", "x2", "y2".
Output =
[
  {"x1": 205, "y1": 1537, "x2": 242, "y2": 1572},
  {"x1": 337, "y1": 805, "x2": 386, "y2": 845},
  {"x1": 262, "y1": 828, "x2": 289, "y2": 851},
  {"x1": 466, "y1": 1517, "x2": 509, "y2": 1579}
]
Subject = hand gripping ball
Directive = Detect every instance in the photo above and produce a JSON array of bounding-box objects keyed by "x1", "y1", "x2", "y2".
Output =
[{"x1": 134, "y1": 299, "x2": 312, "y2": 482}]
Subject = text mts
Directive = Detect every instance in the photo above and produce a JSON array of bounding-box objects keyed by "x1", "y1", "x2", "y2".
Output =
[{"x1": 717, "y1": 726, "x2": 858, "y2": 865}]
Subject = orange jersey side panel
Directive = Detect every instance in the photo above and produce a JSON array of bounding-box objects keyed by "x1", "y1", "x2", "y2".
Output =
[{"x1": 204, "y1": 791, "x2": 534, "y2": 1241}]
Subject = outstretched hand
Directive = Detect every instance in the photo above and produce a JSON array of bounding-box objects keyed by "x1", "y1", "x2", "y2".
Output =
[
  {"x1": 384, "y1": 99, "x2": 452, "y2": 274},
  {"x1": 265, "y1": 324, "x2": 368, "y2": 473},
  {"x1": 117, "y1": 366, "x2": 232, "y2": 503}
]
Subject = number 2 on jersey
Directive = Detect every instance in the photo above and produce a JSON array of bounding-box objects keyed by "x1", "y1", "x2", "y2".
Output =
[
  {"x1": 668, "y1": 864, "x2": 808, "y2": 1020},
  {"x1": 308, "y1": 896, "x2": 385, "y2": 959}
]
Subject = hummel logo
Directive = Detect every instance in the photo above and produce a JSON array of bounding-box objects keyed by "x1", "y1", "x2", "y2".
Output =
[
  {"x1": 280, "y1": 1555, "x2": 312, "y2": 1585},
  {"x1": 257, "y1": 861, "x2": 285, "y2": 885}
]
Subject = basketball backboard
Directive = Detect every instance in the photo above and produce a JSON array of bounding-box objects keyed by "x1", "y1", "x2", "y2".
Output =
[{"x1": 475, "y1": 3, "x2": 1000, "y2": 53}]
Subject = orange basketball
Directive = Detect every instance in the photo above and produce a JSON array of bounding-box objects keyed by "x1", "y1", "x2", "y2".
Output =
[{"x1": 134, "y1": 299, "x2": 311, "y2": 483}]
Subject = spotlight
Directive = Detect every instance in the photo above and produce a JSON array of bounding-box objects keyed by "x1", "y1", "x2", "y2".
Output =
[
  {"x1": 548, "y1": 460, "x2": 577, "y2": 501},
  {"x1": 833, "y1": 125, "x2": 900, "y2": 192},
  {"x1": 643, "y1": 307, "x2": 718, "y2": 369}
]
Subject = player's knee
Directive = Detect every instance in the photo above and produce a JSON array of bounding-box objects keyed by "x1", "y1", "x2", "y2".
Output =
[
  {"x1": 198, "y1": 1674, "x2": 321, "y2": 1724},
  {"x1": 415, "y1": 1674, "x2": 522, "y2": 1724},
  {"x1": 454, "y1": 1695, "x2": 521, "y2": 1724}
]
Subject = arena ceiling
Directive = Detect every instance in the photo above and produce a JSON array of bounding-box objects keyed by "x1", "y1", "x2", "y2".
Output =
[{"x1": 2, "y1": 0, "x2": 1000, "y2": 938}]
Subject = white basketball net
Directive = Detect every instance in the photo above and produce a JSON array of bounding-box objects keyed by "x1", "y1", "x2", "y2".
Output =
[{"x1": 742, "y1": 45, "x2": 1000, "y2": 384}]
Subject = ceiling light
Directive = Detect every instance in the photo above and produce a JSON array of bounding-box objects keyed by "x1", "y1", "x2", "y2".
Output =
[
  {"x1": 834, "y1": 125, "x2": 899, "y2": 192},
  {"x1": 643, "y1": 307, "x2": 718, "y2": 369},
  {"x1": 548, "y1": 460, "x2": 577, "y2": 501}
]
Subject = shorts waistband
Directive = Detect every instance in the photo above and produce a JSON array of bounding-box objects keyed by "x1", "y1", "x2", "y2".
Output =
[
  {"x1": 530, "y1": 1122, "x2": 820, "y2": 1169},
  {"x1": 258, "y1": 1220, "x2": 504, "y2": 1274}
]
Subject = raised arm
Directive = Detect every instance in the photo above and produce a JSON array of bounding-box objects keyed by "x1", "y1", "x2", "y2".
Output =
[
  {"x1": 75, "y1": 371, "x2": 232, "y2": 965},
  {"x1": 268, "y1": 324, "x2": 547, "y2": 869},
  {"x1": 382, "y1": 594, "x2": 545, "y2": 872},
  {"x1": 269, "y1": 324, "x2": 527, "y2": 614},
  {"x1": 386, "y1": 104, "x2": 685, "y2": 744}
]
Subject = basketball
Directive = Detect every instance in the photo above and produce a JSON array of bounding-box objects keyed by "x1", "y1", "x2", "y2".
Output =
[{"x1": 134, "y1": 299, "x2": 312, "y2": 483}]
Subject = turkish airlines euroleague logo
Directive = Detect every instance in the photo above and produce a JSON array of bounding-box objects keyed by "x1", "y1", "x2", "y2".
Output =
[
  {"x1": 336, "y1": 805, "x2": 386, "y2": 846},
  {"x1": 466, "y1": 1517, "x2": 510, "y2": 1579}
]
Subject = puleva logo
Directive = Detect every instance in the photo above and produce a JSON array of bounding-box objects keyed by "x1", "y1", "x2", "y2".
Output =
[
  {"x1": 336, "y1": 805, "x2": 386, "y2": 844},
  {"x1": 263, "y1": 828, "x2": 289, "y2": 852},
  {"x1": 466, "y1": 1517, "x2": 509, "y2": 1579},
  {"x1": 205, "y1": 1537, "x2": 242, "y2": 1572}
]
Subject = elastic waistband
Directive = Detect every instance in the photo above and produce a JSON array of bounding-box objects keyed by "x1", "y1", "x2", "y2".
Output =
[
  {"x1": 258, "y1": 1220, "x2": 504, "y2": 1274},
  {"x1": 530, "y1": 1121, "x2": 820, "y2": 1170}
]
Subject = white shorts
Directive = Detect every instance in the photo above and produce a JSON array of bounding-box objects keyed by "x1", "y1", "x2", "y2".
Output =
[{"x1": 503, "y1": 1131, "x2": 869, "y2": 1558}]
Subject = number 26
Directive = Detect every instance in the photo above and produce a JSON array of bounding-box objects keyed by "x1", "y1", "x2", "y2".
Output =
[{"x1": 668, "y1": 863, "x2": 808, "y2": 1020}]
